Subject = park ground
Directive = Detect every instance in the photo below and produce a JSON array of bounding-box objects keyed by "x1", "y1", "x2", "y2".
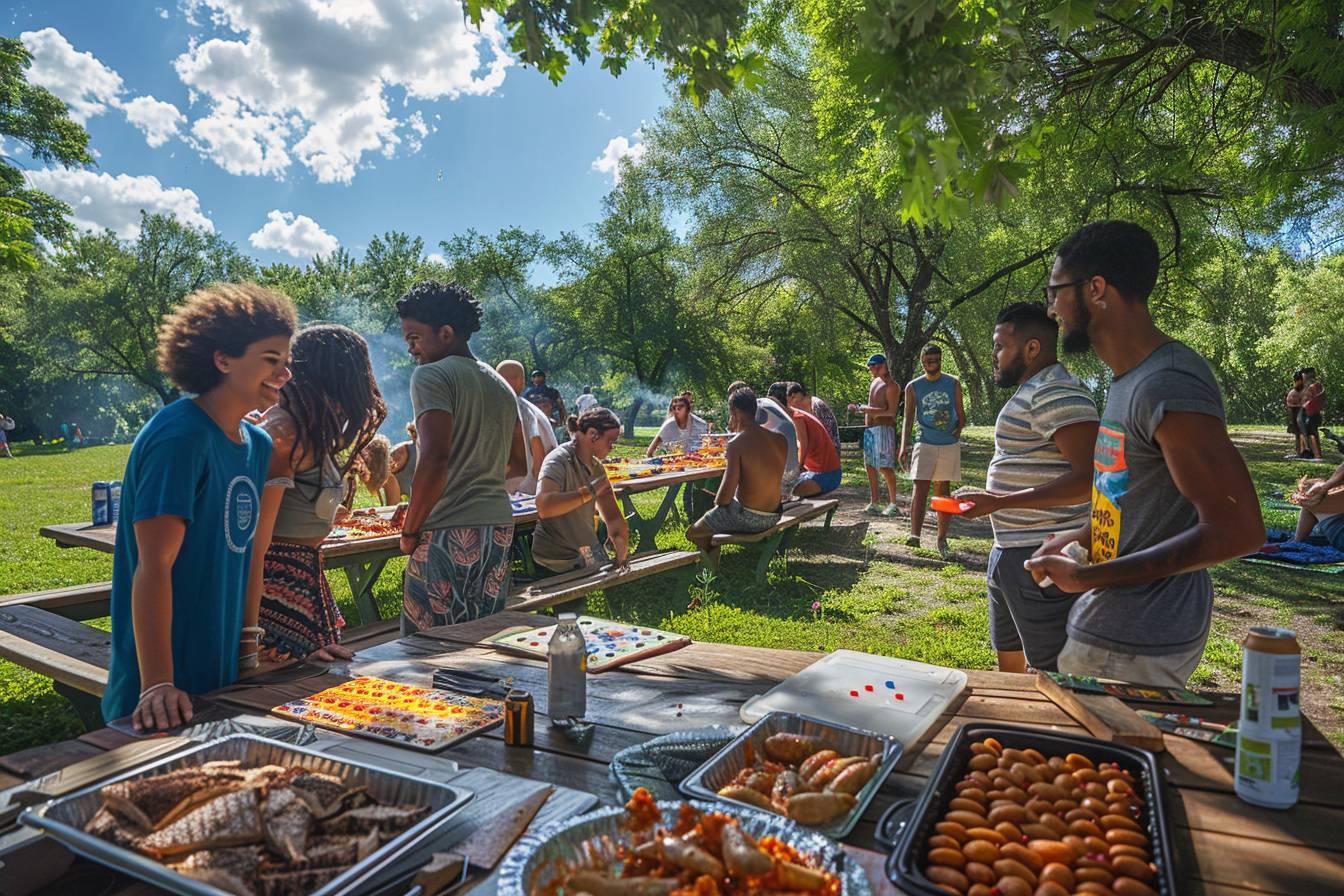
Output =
[{"x1": 1, "y1": 426, "x2": 1341, "y2": 755}]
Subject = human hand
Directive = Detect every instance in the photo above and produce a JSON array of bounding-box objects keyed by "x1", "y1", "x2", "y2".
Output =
[
  {"x1": 307, "y1": 643, "x2": 355, "y2": 662},
  {"x1": 847, "y1": 403, "x2": 859, "y2": 413},
  {"x1": 609, "y1": 531, "x2": 630, "y2": 567},
  {"x1": 592, "y1": 476, "x2": 613, "y2": 500},
  {"x1": 898, "y1": 446, "x2": 911, "y2": 471},
  {"x1": 399, "y1": 533, "x2": 421, "y2": 556},
  {"x1": 1296, "y1": 481, "x2": 1329, "y2": 506},
  {"x1": 133, "y1": 683, "x2": 193, "y2": 732},
  {"x1": 1022, "y1": 554, "x2": 1089, "y2": 592},
  {"x1": 955, "y1": 491, "x2": 1000, "y2": 519}
]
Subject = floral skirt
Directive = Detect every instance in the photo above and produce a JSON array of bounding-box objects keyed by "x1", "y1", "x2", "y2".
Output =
[
  {"x1": 402, "y1": 524, "x2": 514, "y2": 634},
  {"x1": 260, "y1": 542, "x2": 344, "y2": 658}
]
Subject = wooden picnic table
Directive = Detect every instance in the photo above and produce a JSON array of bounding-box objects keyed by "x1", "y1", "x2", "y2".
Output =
[
  {"x1": 38, "y1": 505, "x2": 541, "y2": 626},
  {"x1": 610, "y1": 464, "x2": 723, "y2": 549},
  {"x1": 1, "y1": 610, "x2": 1340, "y2": 895}
]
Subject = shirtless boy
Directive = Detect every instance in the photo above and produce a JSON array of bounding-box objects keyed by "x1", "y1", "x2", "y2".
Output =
[
  {"x1": 848, "y1": 353, "x2": 900, "y2": 515},
  {"x1": 687, "y1": 387, "x2": 788, "y2": 550}
]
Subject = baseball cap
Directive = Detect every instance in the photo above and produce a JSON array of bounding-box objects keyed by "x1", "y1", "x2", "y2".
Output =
[
  {"x1": 866, "y1": 353, "x2": 886, "y2": 366},
  {"x1": 530, "y1": 369, "x2": 544, "y2": 377}
]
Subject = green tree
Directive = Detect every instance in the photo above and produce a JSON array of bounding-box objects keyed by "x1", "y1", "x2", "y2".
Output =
[
  {"x1": 20, "y1": 214, "x2": 255, "y2": 404},
  {"x1": 0, "y1": 37, "x2": 94, "y2": 267},
  {"x1": 1259, "y1": 253, "x2": 1344, "y2": 405}
]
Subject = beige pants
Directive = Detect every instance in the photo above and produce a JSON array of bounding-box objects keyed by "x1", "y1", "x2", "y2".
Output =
[
  {"x1": 911, "y1": 441, "x2": 961, "y2": 481},
  {"x1": 1057, "y1": 634, "x2": 1208, "y2": 688}
]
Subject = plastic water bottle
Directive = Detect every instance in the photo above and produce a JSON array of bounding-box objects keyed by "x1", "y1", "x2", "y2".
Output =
[
  {"x1": 547, "y1": 613, "x2": 587, "y2": 721},
  {"x1": 91, "y1": 481, "x2": 111, "y2": 525},
  {"x1": 109, "y1": 480, "x2": 122, "y2": 524}
]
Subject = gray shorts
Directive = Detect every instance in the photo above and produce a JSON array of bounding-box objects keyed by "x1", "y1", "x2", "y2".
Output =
[
  {"x1": 987, "y1": 545, "x2": 1078, "y2": 671},
  {"x1": 1057, "y1": 635, "x2": 1208, "y2": 689},
  {"x1": 699, "y1": 500, "x2": 781, "y2": 535}
]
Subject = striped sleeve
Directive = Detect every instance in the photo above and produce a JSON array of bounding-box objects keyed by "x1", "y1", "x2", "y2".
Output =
[{"x1": 1032, "y1": 380, "x2": 1098, "y2": 439}]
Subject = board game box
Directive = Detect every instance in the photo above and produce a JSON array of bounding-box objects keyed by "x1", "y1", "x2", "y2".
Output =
[
  {"x1": 1044, "y1": 671, "x2": 1214, "y2": 706},
  {"x1": 485, "y1": 616, "x2": 691, "y2": 673},
  {"x1": 272, "y1": 676, "x2": 504, "y2": 751}
]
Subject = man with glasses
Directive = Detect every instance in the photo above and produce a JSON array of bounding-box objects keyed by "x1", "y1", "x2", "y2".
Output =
[{"x1": 1024, "y1": 220, "x2": 1263, "y2": 687}]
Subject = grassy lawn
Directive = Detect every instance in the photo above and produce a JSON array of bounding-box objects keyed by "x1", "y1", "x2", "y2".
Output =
[{"x1": 1, "y1": 425, "x2": 1341, "y2": 755}]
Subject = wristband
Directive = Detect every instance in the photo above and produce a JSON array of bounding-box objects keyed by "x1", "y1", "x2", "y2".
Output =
[{"x1": 139, "y1": 681, "x2": 176, "y2": 701}]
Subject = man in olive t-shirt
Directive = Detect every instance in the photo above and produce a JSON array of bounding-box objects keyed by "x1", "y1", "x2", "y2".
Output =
[
  {"x1": 1024, "y1": 222, "x2": 1263, "y2": 687},
  {"x1": 396, "y1": 281, "x2": 527, "y2": 632}
]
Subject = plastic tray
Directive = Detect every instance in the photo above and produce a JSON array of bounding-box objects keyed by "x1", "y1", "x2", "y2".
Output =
[
  {"x1": 20, "y1": 733, "x2": 473, "y2": 896},
  {"x1": 680, "y1": 711, "x2": 901, "y2": 839},
  {"x1": 886, "y1": 722, "x2": 1177, "y2": 896}
]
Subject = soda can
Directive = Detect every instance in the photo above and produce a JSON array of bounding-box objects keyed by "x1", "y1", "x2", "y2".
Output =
[
  {"x1": 109, "y1": 480, "x2": 123, "y2": 524},
  {"x1": 504, "y1": 688, "x2": 534, "y2": 748},
  {"x1": 1235, "y1": 626, "x2": 1301, "y2": 809},
  {"x1": 91, "y1": 481, "x2": 111, "y2": 526}
]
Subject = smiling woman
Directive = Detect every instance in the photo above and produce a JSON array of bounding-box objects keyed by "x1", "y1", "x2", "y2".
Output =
[{"x1": 101, "y1": 282, "x2": 297, "y2": 733}]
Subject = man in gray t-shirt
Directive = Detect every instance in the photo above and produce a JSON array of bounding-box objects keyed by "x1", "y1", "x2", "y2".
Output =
[{"x1": 1025, "y1": 221, "x2": 1263, "y2": 687}]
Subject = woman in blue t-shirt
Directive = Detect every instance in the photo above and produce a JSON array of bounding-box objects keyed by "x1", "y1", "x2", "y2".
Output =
[{"x1": 103, "y1": 283, "x2": 297, "y2": 731}]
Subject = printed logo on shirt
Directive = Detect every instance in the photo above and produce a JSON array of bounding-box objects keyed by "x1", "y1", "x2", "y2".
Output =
[
  {"x1": 1091, "y1": 421, "x2": 1127, "y2": 563},
  {"x1": 223, "y1": 475, "x2": 260, "y2": 554},
  {"x1": 920, "y1": 389, "x2": 953, "y2": 432}
]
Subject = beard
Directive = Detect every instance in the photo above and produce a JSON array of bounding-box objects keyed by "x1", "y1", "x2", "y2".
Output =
[
  {"x1": 1061, "y1": 299, "x2": 1093, "y2": 354},
  {"x1": 994, "y1": 360, "x2": 1025, "y2": 387}
]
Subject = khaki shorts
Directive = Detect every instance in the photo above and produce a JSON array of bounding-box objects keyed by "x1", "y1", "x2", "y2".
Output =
[
  {"x1": 1057, "y1": 635, "x2": 1208, "y2": 689},
  {"x1": 911, "y1": 442, "x2": 961, "y2": 482}
]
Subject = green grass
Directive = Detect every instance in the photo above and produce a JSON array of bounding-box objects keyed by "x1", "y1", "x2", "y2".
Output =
[{"x1": 2, "y1": 426, "x2": 1343, "y2": 754}]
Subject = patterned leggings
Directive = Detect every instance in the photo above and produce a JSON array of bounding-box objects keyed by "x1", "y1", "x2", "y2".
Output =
[
  {"x1": 402, "y1": 524, "x2": 514, "y2": 634},
  {"x1": 260, "y1": 542, "x2": 344, "y2": 658}
]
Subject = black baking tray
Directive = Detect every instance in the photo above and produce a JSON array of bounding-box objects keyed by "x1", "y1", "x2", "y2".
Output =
[{"x1": 886, "y1": 722, "x2": 1178, "y2": 896}]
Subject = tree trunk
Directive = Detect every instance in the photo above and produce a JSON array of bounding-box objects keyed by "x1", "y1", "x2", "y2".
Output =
[{"x1": 625, "y1": 396, "x2": 646, "y2": 438}]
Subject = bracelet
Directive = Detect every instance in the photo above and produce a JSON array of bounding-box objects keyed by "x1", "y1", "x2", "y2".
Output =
[{"x1": 139, "y1": 681, "x2": 176, "y2": 701}]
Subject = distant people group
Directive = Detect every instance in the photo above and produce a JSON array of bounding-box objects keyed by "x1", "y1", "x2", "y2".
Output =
[
  {"x1": 1285, "y1": 367, "x2": 1327, "y2": 460},
  {"x1": 103, "y1": 219, "x2": 1274, "y2": 732}
]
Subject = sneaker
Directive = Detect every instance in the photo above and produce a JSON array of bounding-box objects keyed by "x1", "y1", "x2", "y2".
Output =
[
  {"x1": 905, "y1": 535, "x2": 921, "y2": 548},
  {"x1": 937, "y1": 538, "x2": 951, "y2": 559},
  {"x1": 882, "y1": 503, "x2": 900, "y2": 516},
  {"x1": 863, "y1": 502, "x2": 881, "y2": 514},
  {"x1": 1284, "y1": 453, "x2": 1304, "y2": 460}
]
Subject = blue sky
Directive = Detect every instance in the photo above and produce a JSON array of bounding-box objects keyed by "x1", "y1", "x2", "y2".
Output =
[{"x1": 11, "y1": 0, "x2": 668, "y2": 265}]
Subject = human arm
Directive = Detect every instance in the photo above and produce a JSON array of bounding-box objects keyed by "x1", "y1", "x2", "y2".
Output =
[
  {"x1": 646, "y1": 435, "x2": 664, "y2": 457},
  {"x1": 535, "y1": 454, "x2": 600, "y2": 518},
  {"x1": 378, "y1": 475, "x2": 398, "y2": 506},
  {"x1": 714, "y1": 439, "x2": 742, "y2": 506},
  {"x1": 854, "y1": 381, "x2": 890, "y2": 416},
  {"x1": 526, "y1": 433, "x2": 546, "y2": 488},
  {"x1": 130, "y1": 515, "x2": 193, "y2": 731},
  {"x1": 389, "y1": 443, "x2": 408, "y2": 475},
  {"x1": 506, "y1": 420, "x2": 527, "y2": 481},
  {"x1": 953, "y1": 380, "x2": 966, "y2": 440},
  {"x1": 899, "y1": 384, "x2": 915, "y2": 468},
  {"x1": 400, "y1": 409, "x2": 453, "y2": 554},
  {"x1": 1025, "y1": 412, "x2": 1264, "y2": 592},
  {"x1": 961, "y1": 421, "x2": 1098, "y2": 519},
  {"x1": 794, "y1": 416, "x2": 809, "y2": 465},
  {"x1": 1297, "y1": 461, "x2": 1344, "y2": 504},
  {"x1": 592, "y1": 469, "x2": 630, "y2": 565}
]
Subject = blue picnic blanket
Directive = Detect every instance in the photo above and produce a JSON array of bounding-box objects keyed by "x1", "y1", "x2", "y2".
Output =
[{"x1": 1249, "y1": 529, "x2": 1344, "y2": 565}]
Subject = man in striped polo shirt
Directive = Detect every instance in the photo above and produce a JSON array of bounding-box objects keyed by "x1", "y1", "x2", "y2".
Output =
[{"x1": 959, "y1": 303, "x2": 1099, "y2": 672}]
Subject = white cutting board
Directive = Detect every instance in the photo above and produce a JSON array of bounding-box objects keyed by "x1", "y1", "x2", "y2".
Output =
[{"x1": 740, "y1": 650, "x2": 967, "y2": 744}]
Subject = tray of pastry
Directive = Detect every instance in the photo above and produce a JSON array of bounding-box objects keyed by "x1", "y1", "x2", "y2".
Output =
[{"x1": 19, "y1": 733, "x2": 472, "y2": 896}]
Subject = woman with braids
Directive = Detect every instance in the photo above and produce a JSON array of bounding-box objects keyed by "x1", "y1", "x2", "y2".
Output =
[
  {"x1": 245, "y1": 323, "x2": 387, "y2": 662},
  {"x1": 103, "y1": 283, "x2": 296, "y2": 732},
  {"x1": 396, "y1": 280, "x2": 528, "y2": 632},
  {"x1": 533, "y1": 408, "x2": 631, "y2": 572}
]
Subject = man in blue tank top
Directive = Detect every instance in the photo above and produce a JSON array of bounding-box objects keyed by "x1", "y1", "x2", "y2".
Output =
[{"x1": 900, "y1": 344, "x2": 965, "y2": 558}]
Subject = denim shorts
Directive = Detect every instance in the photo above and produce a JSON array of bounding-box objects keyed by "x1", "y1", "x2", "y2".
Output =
[
  {"x1": 1317, "y1": 513, "x2": 1344, "y2": 551},
  {"x1": 797, "y1": 468, "x2": 842, "y2": 495}
]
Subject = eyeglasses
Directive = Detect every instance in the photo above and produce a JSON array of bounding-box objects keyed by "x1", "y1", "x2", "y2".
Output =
[{"x1": 1044, "y1": 279, "x2": 1088, "y2": 303}]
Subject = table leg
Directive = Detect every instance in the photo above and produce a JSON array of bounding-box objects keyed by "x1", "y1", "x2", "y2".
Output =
[
  {"x1": 53, "y1": 681, "x2": 104, "y2": 731},
  {"x1": 342, "y1": 558, "x2": 390, "y2": 624},
  {"x1": 620, "y1": 483, "x2": 681, "y2": 551},
  {"x1": 753, "y1": 531, "x2": 787, "y2": 583}
]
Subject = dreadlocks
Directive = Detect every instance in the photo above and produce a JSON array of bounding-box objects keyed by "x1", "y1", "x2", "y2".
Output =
[{"x1": 279, "y1": 323, "x2": 387, "y2": 475}]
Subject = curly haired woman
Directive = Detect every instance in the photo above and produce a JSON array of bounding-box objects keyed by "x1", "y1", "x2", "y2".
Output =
[
  {"x1": 246, "y1": 323, "x2": 387, "y2": 663},
  {"x1": 103, "y1": 283, "x2": 296, "y2": 731}
]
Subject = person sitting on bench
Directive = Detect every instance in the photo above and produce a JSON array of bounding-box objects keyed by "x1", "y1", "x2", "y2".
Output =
[
  {"x1": 1292, "y1": 463, "x2": 1344, "y2": 550},
  {"x1": 533, "y1": 408, "x2": 631, "y2": 573},
  {"x1": 687, "y1": 387, "x2": 787, "y2": 550}
]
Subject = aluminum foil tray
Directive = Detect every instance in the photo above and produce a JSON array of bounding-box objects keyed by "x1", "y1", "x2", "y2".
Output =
[
  {"x1": 19, "y1": 733, "x2": 473, "y2": 896},
  {"x1": 497, "y1": 798, "x2": 872, "y2": 896},
  {"x1": 680, "y1": 711, "x2": 901, "y2": 838}
]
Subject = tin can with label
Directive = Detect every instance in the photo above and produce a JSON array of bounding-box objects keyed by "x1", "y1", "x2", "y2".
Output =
[
  {"x1": 1235, "y1": 626, "x2": 1301, "y2": 809},
  {"x1": 109, "y1": 480, "x2": 123, "y2": 524},
  {"x1": 91, "y1": 481, "x2": 111, "y2": 525},
  {"x1": 504, "y1": 688, "x2": 534, "y2": 748}
]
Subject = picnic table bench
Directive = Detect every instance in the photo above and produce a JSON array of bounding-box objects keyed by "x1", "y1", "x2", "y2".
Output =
[
  {"x1": 506, "y1": 549, "x2": 702, "y2": 613},
  {"x1": 702, "y1": 496, "x2": 840, "y2": 582},
  {"x1": 1, "y1": 610, "x2": 1340, "y2": 895}
]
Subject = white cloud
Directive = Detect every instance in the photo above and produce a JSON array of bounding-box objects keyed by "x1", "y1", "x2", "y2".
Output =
[
  {"x1": 174, "y1": 0, "x2": 513, "y2": 183},
  {"x1": 20, "y1": 27, "x2": 124, "y2": 124},
  {"x1": 596, "y1": 108, "x2": 611, "y2": 121},
  {"x1": 426, "y1": 252, "x2": 446, "y2": 267},
  {"x1": 189, "y1": 98, "x2": 293, "y2": 177},
  {"x1": 23, "y1": 169, "x2": 213, "y2": 239},
  {"x1": 157, "y1": 7, "x2": 170, "y2": 18},
  {"x1": 122, "y1": 95, "x2": 186, "y2": 148},
  {"x1": 592, "y1": 130, "x2": 646, "y2": 183},
  {"x1": 248, "y1": 210, "x2": 339, "y2": 259}
]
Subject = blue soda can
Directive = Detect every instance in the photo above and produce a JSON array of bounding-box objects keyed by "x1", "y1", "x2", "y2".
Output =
[
  {"x1": 110, "y1": 480, "x2": 123, "y2": 524},
  {"x1": 92, "y1": 481, "x2": 111, "y2": 525}
]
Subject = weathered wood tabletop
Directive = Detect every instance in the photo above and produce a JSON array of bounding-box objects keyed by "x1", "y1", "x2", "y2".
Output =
[{"x1": 2, "y1": 611, "x2": 1341, "y2": 895}]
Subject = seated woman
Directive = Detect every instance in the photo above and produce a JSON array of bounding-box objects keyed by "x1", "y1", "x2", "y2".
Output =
[
  {"x1": 247, "y1": 323, "x2": 387, "y2": 662},
  {"x1": 353, "y1": 434, "x2": 400, "y2": 505},
  {"x1": 533, "y1": 408, "x2": 631, "y2": 573},
  {"x1": 103, "y1": 283, "x2": 296, "y2": 731},
  {"x1": 647, "y1": 395, "x2": 710, "y2": 456},
  {"x1": 1293, "y1": 463, "x2": 1344, "y2": 549},
  {"x1": 390, "y1": 421, "x2": 417, "y2": 500}
]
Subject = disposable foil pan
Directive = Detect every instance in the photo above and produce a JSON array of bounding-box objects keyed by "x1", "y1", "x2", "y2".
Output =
[
  {"x1": 19, "y1": 733, "x2": 473, "y2": 896},
  {"x1": 680, "y1": 711, "x2": 902, "y2": 838},
  {"x1": 497, "y1": 798, "x2": 872, "y2": 896}
]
